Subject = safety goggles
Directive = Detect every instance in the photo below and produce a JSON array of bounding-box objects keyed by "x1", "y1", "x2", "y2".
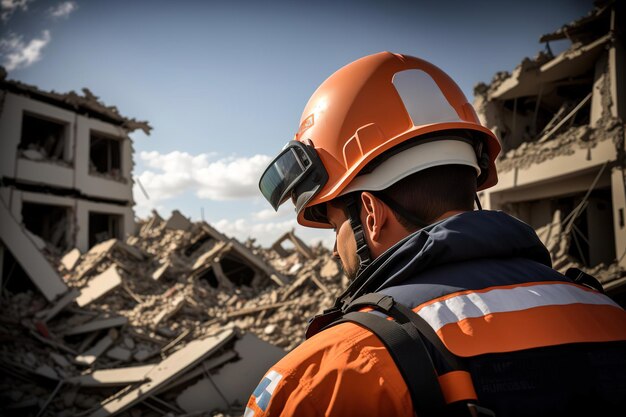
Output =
[{"x1": 259, "y1": 140, "x2": 329, "y2": 214}]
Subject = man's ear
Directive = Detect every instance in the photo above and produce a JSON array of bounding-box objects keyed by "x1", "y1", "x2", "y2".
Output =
[{"x1": 360, "y1": 191, "x2": 387, "y2": 242}]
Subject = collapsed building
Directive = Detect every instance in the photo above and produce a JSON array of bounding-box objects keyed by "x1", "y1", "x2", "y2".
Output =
[
  {"x1": 0, "y1": 207, "x2": 344, "y2": 416},
  {"x1": 475, "y1": 0, "x2": 626, "y2": 305}
]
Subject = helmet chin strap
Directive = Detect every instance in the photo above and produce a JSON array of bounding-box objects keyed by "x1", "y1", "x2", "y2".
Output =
[{"x1": 343, "y1": 193, "x2": 372, "y2": 276}]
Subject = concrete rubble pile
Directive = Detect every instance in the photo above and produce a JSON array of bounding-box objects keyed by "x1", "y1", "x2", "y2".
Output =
[{"x1": 0, "y1": 209, "x2": 345, "y2": 417}]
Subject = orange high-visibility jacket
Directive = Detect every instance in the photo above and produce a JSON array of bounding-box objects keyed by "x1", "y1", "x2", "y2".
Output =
[{"x1": 245, "y1": 211, "x2": 626, "y2": 417}]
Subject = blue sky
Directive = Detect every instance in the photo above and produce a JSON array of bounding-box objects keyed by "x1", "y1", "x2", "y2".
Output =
[{"x1": 1, "y1": 0, "x2": 591, "y2": 247}]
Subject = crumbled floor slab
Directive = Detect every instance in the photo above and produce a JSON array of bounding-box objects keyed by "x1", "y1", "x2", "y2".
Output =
[
  {"x1": 87, "y1": 329, "x2": 236, "y2": 417},
  {"x1": 176, "y1": 332, "x2": 285, "y2": 413},
  {"x1": 61, "y1": 248, "x2": 82, "y2": 271},
  {"x1": 76, "y1": 264, "x2": 122, "y2": 307},
  {"x1": 67, "y1": 364, "x2": 155, "y2": 387}
]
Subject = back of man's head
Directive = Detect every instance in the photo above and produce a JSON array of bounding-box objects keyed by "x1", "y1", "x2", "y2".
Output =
[{"x1": 379, "y1": 164, "x2": 477, "y2": 231}]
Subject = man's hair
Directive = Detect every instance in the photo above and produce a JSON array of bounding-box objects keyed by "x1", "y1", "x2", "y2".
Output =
[{"x1": 379, "y1": 164, "x2": 477, "y2": 230}]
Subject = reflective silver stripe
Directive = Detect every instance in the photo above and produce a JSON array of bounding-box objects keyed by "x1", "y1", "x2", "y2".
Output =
[
  {"x1": 416, "y1": 283, "x2": 619, "y2": 332},
  {"x1": 392, "y1": 69, "x2": 461, "y2": 126}
]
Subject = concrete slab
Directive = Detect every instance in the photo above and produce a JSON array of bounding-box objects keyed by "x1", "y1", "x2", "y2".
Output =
[
  {"x1": 76, "y1": 264, "x2": 122, "y2": 307},
  {"x1": 61, "y1": 248, "x2": 81, "y2": 271},
  {"x1": 87, "y1": 328, "x2": 236, "y2": 417},
  {"x1": 75, "y1": 333, "x2": 116, "y2": 366},
  {"x1": 63, "y1": 316, "x2": 127, "y2": 336},
  {"x1": 67, "y1": 364, "x2": 155, "y2": 387},
  {"x1": 176, "y1": 332, "x2": 285, "y2": 412},
  {"x1": 0, "y1": 199, "x2": 68, "y2": 301}
]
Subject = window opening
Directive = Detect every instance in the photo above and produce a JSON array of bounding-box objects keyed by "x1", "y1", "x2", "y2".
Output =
[
  {"x1": 90, "y1": 132, "x2": 122, "y2": 180},
  {"x1": 89, "y1": 212, "x2": 122, "y2": 247},
  {"x1": 21, "y1": 202, "x2": 72, "y2": 253},
  {"x1": 19, "y1": 113, "x2": 67, "y2": 162}
]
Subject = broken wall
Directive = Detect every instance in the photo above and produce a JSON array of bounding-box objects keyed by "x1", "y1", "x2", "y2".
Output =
[{"x1": 476, "y1": 1, "x2": 626, "y2": 288}]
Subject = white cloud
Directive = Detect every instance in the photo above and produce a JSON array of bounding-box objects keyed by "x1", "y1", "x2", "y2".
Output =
[
  {"x1": 49, "y1": 1, "x2": 77, "y2": 18},
  {"x1": 136, "y1": 150, "x2": 272, "y2": 203},
  {"x1": 0, "y1": 30, "x2": 51, "y2": 71},
  {"x1": 213, "y1": 217, "x2": 335, "y2": 249},
  {"x1": 253, "y1": 204, "x2": 293, "y2": 220},
  {"x1": 1, "y1": 0, "x2": 31, "y2": 21}
]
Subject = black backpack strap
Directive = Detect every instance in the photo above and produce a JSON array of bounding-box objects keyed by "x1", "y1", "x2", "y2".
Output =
[
  {"x1": 344, "y1": 293, "x2": 463, "y2": 371},
  {"x1": 338, "y1": 310, "x2": 448, "y2": 417},
  {"x1": 331, "y1": 292, "x2": 493, "y2": 416}
]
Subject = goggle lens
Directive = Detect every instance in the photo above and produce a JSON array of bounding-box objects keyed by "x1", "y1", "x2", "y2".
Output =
[{"x1": 259, "y1": 146, "x2": 311, "y2": 210}]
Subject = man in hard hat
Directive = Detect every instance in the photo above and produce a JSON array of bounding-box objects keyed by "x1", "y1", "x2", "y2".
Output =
[{"x1": 246, "y1": 52, "x2": 626, "y2": 417}]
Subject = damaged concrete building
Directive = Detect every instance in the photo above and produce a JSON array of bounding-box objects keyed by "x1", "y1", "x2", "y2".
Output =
[
  {"x1": 475, "y1": 0, "x2": 626, "y2": 303},
  {"x1": 0, "y1": 67, "x2": 151, "y2": 293}
]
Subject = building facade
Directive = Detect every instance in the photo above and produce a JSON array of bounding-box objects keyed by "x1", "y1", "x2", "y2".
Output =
[{"x1": 0, "y1": 70, "x2": 151, "y2": 255}]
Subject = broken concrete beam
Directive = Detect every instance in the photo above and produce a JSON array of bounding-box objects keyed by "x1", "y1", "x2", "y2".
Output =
[
  {"x1": 0, "y1": 199, "x2": 68, "y2": 301},
  {"x1": 192, "y1": 241, "x2": 229, "y2": 270},
  {"x1": 61, "y1": 248, "x2": 81, "y2": 271},
  {"x1": 87, "y1": 328, "x2": 236, "y2": 417},
  {"x1": 66, "y1": 364, "x2": 155, "y2": 387},
  {"x1": 271, "y1": 230, "x2": 314, "y2": 259},
  {"x1": 76, "y1": 264, "x2": 122, "y2": 307},
  {"x1": 63, "y1": 316, "x2": 127, "y2": 336},
  {"x1": 35, "y1": 288, "x2": 80, "y2": 323},
  {"x1": 75, "y1": 330, "x2": 117, "y2": 366},
  {"x1": 164, "y1": 210, "x2": 192, "y2": 231}
]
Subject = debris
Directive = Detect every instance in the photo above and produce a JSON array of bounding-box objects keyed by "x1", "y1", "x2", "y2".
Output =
[
  {"x1": 175, "y1": 333, "x2": 285, "y2": 413},
  {"x1": 76, "y1": 264, "x2": 123, "y2": 307},
  {"x1": 1, "y1": 204, "x2": 345, "y2": 416},
  {"x1": 35, "y1": 289, "x2": 80, "y2": 323},
  {"x1": 87, "y1": 329, "x2": 236, "y2": 417},
  {"x1": 272, "y1": 229, "x2": 314, "y2": 259},
  {"x1": 75, "y1": 329, "x2": 118, "y2": 366},
  {"x1": 61, "y1": 248, "x2": 82, "y2": 271}
]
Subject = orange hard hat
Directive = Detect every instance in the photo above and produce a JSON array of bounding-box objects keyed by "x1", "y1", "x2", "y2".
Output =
[{"x1": 259, "y1": 51, "x2": 501, "y2": 228}]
